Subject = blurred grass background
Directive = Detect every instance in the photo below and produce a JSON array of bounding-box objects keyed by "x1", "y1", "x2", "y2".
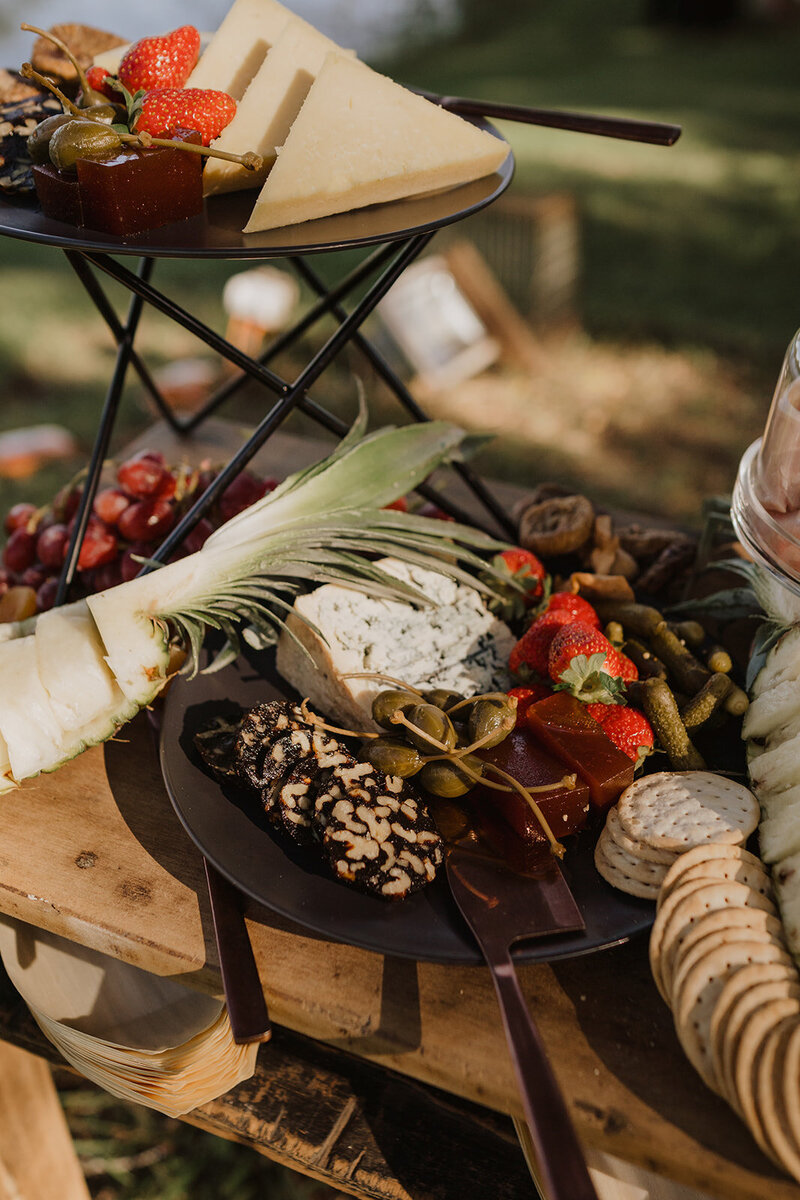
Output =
[{"x1": 1, "y1": 0, "x2": 799, "y2": 1194}]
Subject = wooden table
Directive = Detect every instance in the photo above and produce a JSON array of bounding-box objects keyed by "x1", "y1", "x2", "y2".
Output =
[{"x1": 0, "y1": 421, "x2": 795, "y2": 1200}]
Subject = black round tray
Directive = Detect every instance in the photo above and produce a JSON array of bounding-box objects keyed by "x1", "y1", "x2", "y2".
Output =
[
  {"x1": 0, "y1": 124, "x2": 513, "y2": 259},
  {"x1": 159, "y1": 652, "x2": 655, "y2": 967}
]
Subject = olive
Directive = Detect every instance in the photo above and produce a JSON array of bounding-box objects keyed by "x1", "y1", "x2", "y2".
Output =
[
  {"x1": 419, "y1": 755, "x2": 484, "y2": 798},
  {"x1": 49, "y1": 120, "x2": 122, "y2": 174},
  {"x1": 83, "y1": 102, "x2": 127, "y2": 125},
  {"x1": 361, "y1": 738, "x2": 423, "y2": 778},
  {"x1": 27, "y1": 113, "x2": 75, "y2": 165},
  {"x1": 422, "y1": 688, "x2": 466, "y2": 713},
  {"x1": 372, "y1": 688, "x2": 420, "y2": 729},
  {"x1": 467, "y1": 697, "x2": 516, "y2": 750},
  {"x1": 403, "y1": 703, "x2": 457, "y2": 754}
]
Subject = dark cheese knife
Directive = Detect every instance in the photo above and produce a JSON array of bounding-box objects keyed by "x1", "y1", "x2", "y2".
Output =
[{"x1": 445, "y1": 846, "x2": 598, "y2": 1200}]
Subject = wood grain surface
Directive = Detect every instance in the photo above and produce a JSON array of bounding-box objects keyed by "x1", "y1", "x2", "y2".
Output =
[{"x1": 0, "y1": 421, "x2": 794, "y2": 1200}]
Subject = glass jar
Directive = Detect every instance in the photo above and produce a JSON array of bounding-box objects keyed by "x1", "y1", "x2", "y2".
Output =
[{"x1": 732, "y1": 328, "x2": 800, "y2": 596}]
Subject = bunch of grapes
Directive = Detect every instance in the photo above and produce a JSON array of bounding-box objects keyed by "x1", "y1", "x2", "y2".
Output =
[{"x1": 0, "y1": 451, "x2": 279, "y2": 621}]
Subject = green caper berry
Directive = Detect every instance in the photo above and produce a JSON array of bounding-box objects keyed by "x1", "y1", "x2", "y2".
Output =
[
  {"x1": 403, "y1": 703, "x2": 457, "y2": 754},
  {"x1": 371, "y1": 689, "x2": 420, "y2": 730},
  {"x1": 27, "y1": 113, "x2": 75, "y2": 164},
  {"x1": 83, "y1": 102, "x2": 127, "y2": 125},
  {"x1": 423, "y1": 688, "x2": 466, "y2": 713},
  {"x1": 361, "y1": 738, "x2": 423, "y2": 778},
  {"x1": 467, "y1": 697, "x2": 516, "y2": 750},
  {"x1": 419, "y1": 755, "x2": 483, "y2": 798},
  {"x1": 49, "y1": 119, "x2": 122, "y2": 174}
]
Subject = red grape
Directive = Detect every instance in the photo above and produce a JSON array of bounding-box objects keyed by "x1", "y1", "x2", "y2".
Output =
[
  {"x1": 77, "y1": 520, "x2": 117, "y2": 571},
  {"x1": 155, "y1": 471, "x2": 177, "y2": 501},
  {"x1": 3, "y1": 529, "x2": 36, "y2": 573},
  {"x1": 35, "y1": 577, "x2": 59, "y2": 612},
  {"x1": 181, "y1": 517, "x2": 214, "y2": 555},
  {"x1": 117, "y1": 498, "x2": 175, "y2": 543},
  {"x1": 418, "y1": 502, "x2": 456, "y2": 522},
  {"x1": 20, "y1": 565, "x2": 46, "y2": 590},
  {"x1": 219, "y1": 472, "x2": 269, "y2": 522},
  {"x1": 36, "y1": 523, "x2": 69, "y2": 568},
  {"x1": 0, "y1": 568, "x2": 9, "y2": 597},
  {"x1": 117, "y1": 452, "x2": 170, "y2": 499},
  {"x1": 91, "y1": 560, "x2": 123, "y2": 591},
  {"x1": 4, "y1": 503, "x2": 36, "y2": 534},
  {"x1": 141, "y1": 450, "x2": 166, "y2": 466},
  {"x1": 94, "y1": 488, "x2": 130, "y2": 526},
  {"x1": 54, "y1": 485, "x2": 82, "y2": 522},
  {"x1": 121, "y1": 541, "x2": 150, "y2": 582}
]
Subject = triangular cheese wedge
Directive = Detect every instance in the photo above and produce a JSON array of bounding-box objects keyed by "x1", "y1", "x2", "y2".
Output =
[
  {"x1": 186, "y1": 0, "x2": 291, "y2": 101},
  {"x1": 204, "y1": 21, "x2": 353, "y2": 198},
  {"x1": 243, "y1": 53, "x2": 509, "y2": 233}
]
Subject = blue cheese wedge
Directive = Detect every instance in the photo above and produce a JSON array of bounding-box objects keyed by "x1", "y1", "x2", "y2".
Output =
[{"x1": 276, "y1": 558, "x2": 515, "y2": 732}]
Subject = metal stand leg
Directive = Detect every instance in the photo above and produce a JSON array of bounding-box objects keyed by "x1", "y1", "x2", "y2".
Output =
[{"x1": 57, "y1": 231, "x2": 511, "y2": 598}]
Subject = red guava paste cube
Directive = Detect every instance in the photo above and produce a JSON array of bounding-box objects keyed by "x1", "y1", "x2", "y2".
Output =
[
  {"x1": 32, "y1": 163, "x2": 85, "y2": 226},
  {"x1": 76, "y1": 127, "x2": 203, "y2": 236},
  {"x1": 473, "y1": 726, "x2": 591, "y2": 851},
  {"x1": 525, "y1": 692, "x2": 634, "y2": 811}
]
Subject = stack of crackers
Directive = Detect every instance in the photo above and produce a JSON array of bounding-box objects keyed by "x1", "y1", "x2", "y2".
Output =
[
  {"x1": 594, "y1": 772, "x2": 760, "y2": 900},
  {"x1": 648, "y1": 840, "x2": 800, "y2": 1180}
]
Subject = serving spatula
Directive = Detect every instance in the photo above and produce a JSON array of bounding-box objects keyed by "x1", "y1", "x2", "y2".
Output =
[{"x1": 445, "y1": 846, "x2": 598, "y2": 1200}]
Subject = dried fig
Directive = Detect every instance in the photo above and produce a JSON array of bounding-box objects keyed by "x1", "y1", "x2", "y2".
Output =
[{"x1": 519, "y1": 494, "x2": 594, "y2": 556}]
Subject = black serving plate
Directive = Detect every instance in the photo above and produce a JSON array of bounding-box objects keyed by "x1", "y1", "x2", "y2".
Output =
[
  {"x1": 0, "y1": 122, "x2": 513, "y2": 260},
  {"x1": 159, "y1": 651, "x2": 654, "y2": 966}
]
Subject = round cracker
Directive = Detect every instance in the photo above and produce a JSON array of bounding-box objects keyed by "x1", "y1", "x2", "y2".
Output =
[
  {"x1": 659, "y1": 858, "x2": 772, "y2": 914},
  {"x1": 616, "y1": 771, "x2": 759, "y2": 851},
  {"x1": 672, "y1": 930, "x2": 791, "y2": 1037},
  {"x1": 734, "y1": 999, "x2": 800, "y2": 1151},
  {"x1": 649, "y1": 878, "x2": 778, "y2": 1003},
  {"x1": 597, "y1": 827, "x2": 670, "y2": 887},
  {"x1": 605, "y1": 806, "x2": 677, "y2": 866},
  {"x1": 594, "y1": 837, "x2": 661, "y2": 900},
  {"x1": 660, "y1": 842, "x2": 765, "y2": 898},
  {"x1": 675, "y1": 940, "x2": 792, "y2": 1093},
  {"x1": 756, "y1": 1017, "x2": 800, "y2": 1174},
  {"x1": 711, "y1": 965, "x2": 800, "y2": 1112},
  {"x1": 724, "y1": 987, "x2": 800, "y2": 1116},
  {"x1": 778, "y1": 1019, "x2": 800, "y2": 1162},
  {"x1": 662, "y1": 908, "x2": 785, "y2": 1006}
]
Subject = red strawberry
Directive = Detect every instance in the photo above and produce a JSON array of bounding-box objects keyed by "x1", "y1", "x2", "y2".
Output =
[
  {"x1": 542, "y1": 592, "x2": 600, "y2": 628},
  {"x1": 118, "y1": 26, "x2": 201, "y2": 94},
  {"x1": 585, "y1": 704, "x2": 654, "y2": 767},
  {"x1": 85, "y1": 66, "x2": 117, "y2": 101},
  {"x1": 136, "y1": 89, "x2": 237, "y2": 146},
  {"x1": 507, "y1": 684, "x2": 553, "y2": 725},
  {"x1": 547, "y1": 622, "x2": 627, "y2": 703},
  {"x1": 488, "y1": 547, "x2": 547, "y2": 622},
  {"x1": 508, "y1": 611, "x2": 573, "y2": 677},
  {"x1": 606, "y1": 646, "x2": 639, "y2": 683}
]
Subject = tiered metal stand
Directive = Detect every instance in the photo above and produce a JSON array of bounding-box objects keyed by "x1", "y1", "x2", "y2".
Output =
[{"x1": 0, "y1": 131, "x2": 515, "y2": 605}]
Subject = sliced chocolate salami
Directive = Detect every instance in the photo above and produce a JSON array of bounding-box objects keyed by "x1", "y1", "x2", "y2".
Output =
[
  {"x1": 235, "y1": 700, "x2": 310, "y2": 788},
  {"x1": 320, "y1": 779, "x2": 444, "y2": 900},
  {"x1": 193, "y1": 710, "x2": 244, "y2": 785}
]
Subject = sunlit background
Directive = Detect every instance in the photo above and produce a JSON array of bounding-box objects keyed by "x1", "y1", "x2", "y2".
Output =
[{"x1": 0, "y1": 1, "x2": 799, "y2": 1193}]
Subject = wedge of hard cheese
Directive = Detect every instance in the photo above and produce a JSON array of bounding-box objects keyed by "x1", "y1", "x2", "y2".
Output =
[
  {"x1": 243, "y1": 52, "x2": 509, "y2": 233},
  {"x1": 204, "y1": 21, "x2": 352, "y2": 197},
  {"x1": 275, "y1": 558, "x2": 515, "y2": 732},
  {"x1": 186, "y1": 0, "x2": 291, "y2": 101}
]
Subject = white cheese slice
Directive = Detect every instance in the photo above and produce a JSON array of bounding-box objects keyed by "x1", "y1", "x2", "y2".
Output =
[
  {"x1": 204, "y1": 22, "x2": 353, "y2": 197},
  {"x1": 243, "y1": 52, "x2": 509, "y2": 233},
  {"x1": 92, "y1": 42, "x2": 131, "y2": 74},
  {"x1": 772, "y1": 850, "x2": 800, "y2": 961},
  {"x1": 275, "y1": 557, "x2": 515, "y2": 732},
  {"x1": 744, "y1": 676, "x2": 800, "y2": 740},
  {"x1": 760, "y1": 786, "x2": 800, "y2": 863},
  {"x1": 186, "y1": 0, "x2": 291, "y2": 100},
  {"x1": 752, "y1": 626, "x2": 800, "y2": 698}
]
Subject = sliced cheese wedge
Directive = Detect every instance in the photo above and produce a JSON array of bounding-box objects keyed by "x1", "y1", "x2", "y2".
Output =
[
  {"x1": 243, "y1": 52, "x2": 509, "y2": 233},
  {"x1": 204, "y1": 22, "x2": 352, "y2": 197},
  {"x1": 186, "y1": 0, "x2": 291, "y2": 101}
]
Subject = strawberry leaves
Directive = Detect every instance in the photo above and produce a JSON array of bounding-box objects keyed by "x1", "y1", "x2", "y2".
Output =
[{"x1": 555, "y1": 651, "x2": 627, "y2": 704}]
